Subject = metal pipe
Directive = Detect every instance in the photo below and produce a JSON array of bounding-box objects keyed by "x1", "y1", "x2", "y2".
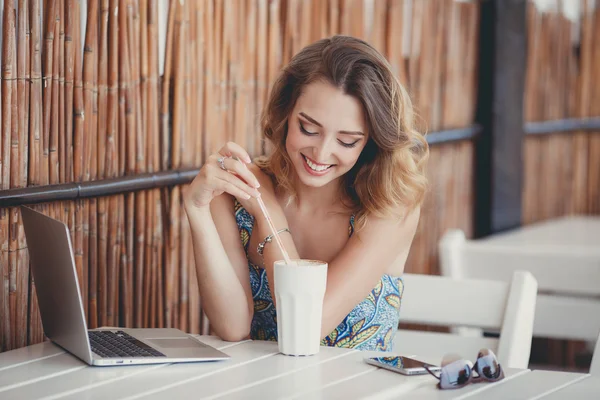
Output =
[
  {"x1": 524, "y1": 117, "x2": 600, "y2": 135},
  {"x1": 0, "y1": 168, "x2": 199, "y2": 207}
]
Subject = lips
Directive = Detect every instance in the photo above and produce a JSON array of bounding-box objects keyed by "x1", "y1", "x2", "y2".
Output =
[{"x1": 301, "y1": 154, "x2": 334, "y2": 176}]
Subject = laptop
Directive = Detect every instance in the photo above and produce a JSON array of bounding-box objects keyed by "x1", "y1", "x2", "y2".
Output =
[{"x1": 20, "y1": 205, "x2": 230, "y2": 366}]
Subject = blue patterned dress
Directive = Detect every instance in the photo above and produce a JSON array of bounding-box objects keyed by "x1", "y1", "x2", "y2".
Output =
[{"x1": 234, "y1": 200, "x2": 404, "y2": 352}]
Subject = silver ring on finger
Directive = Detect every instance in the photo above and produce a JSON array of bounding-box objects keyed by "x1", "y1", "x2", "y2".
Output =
[{"x1": 217, "y1": 156, "x2": 228, "y2": 171}]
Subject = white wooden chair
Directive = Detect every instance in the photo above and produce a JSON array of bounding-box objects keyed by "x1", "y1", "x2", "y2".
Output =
[
  {"x1": 591, "y1": 331, "x2": 600, "y2": 375},
  {"x1": 394, "y1": 271, "x2": 538, "y2": 369},
  {"x1": 439, "y1": 229, "x2": 600, "y2": 343}
]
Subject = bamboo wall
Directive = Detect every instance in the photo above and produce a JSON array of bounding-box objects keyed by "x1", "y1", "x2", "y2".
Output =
[
  {"x1": 0, "y1": 0, "x2": 480, "y2": 353},
  {"x1": 523, "y1": 0, "x2": 600, "y2": 222},
  {"x1": 523, "y1": 0, "x2": 600, "y2": 368}
]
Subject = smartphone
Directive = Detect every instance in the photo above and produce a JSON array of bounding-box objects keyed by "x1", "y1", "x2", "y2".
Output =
[{"x1": 364, "y1": 355, "x2": 442, "y2": 376}]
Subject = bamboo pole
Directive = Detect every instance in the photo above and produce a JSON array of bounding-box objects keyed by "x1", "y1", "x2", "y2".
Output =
[
  {"x1": 72, "y1": 0, "x2": 87, "y2": 319},
  {"x1": 184, "y1": 0, "x2": 193, "y2": 168},
  {"x1": 118, "y1": 0, "x2": 134, "y2": 327},
  {"x1": 256, "y1": 0, "x2": 267, "y2": 154},
  {"x1": 578, "y1": 0, "x2": 594, "y2": 214},
  {"x1": 89, "y1": 3, "x2": 101, "y2": 329},
  {"x1": 26, "y1": 0, "x2": 43, "y2": 347},
  {"x1": 586, "y1": 2, "x2": 600, "y2": 211},
  {"x1": 215, "y1": 0, "x2": 226, "y2": 149},
  {"x1": 57, "y1": 0, "x2": 64, "y2": 184},
  {"x1": 161, "y1": 0, "x2": 175, "y2": 327},
  {"x1": 136, "y1": 0, "x2": 154, "y2": 328},
  {"x1": 83, "y1": 0, "x2": 99, "y2": 328},
  {"x1": 265, "y1": 0, "x2": 282, "y2": 155},
  {"x1": 106, "y1": 0, "x2": 119, "y2": 327},
  {"x1": 40, "y1": 0, "x2": 56, "y2": 186},
  {"x1": 203, "y1": 0, "x2": 214, "y2": 159},
  {"x1": 49, "y1": 1, "x2": 60, "y2": 185},
  {"x1": 147, "y1": 0, "x2": 162, "y2": 328},
  {"x1": 233, "y1": 0, "x2": 245, "y2": 153},
  {"x1": 73, "y1": 0, "x2": 84, "y2": 183},
  {"x1": 168, "y1": 0, "x2": 185, "y2": 329},
  {"x1": 28, "y1": 0, "x2": 41, "y2": 187},
  {"x1": 1, "y1": 0, "x2": 16, "y2": 351},
  {"x1": 117, "y1": 1, "x2": 126, "y2": 179},
  {"x1": 96, "y1": 0, "x2": 109, "y2": 327},
  {"x1": 194, "y1": 0, "x2": 204, "y2": 165},
  {"x1": 64, "y1": 0, "x2": 74, "y2": 183},
  {"x1": 126, "y1": 0, "x2": 147, "y2": 328},
  {"x1": 183, "y1": 2, "x2": 195, "y2": 332},
  {"x1": 242, "y1": 0, "x2": 255, "y2": 155},
  {"x1": 178, "y1": 0, "x2": 193, "y2": 332},
  {"x1": 59, "y1": 1, "x2": 71, "y2": 260},
  {"x1": 13, "y1": 0, "x2": 30, "y2": 350},
  {"x1": 160, "y1": 0, "x2": 175, "y2": 171},
  {"x1": 385, "y1": 0, "x2": 403, "y2": 85},
  {"x1": 223, "y1": 0, "x2": 235, "y2": 147},
  {"x1": 60, "y1": 0, "x2": 72, "y2": 266},
  {"x1": 189, "y1": 1, "x2": 201, "y2": 328},
  {"x1": 186, "y1": 0, "x2": 200, "y2": 325}
]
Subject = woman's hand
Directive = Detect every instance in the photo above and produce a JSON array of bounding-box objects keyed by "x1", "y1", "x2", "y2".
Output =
[
  {"x1": 183, "y1": 142, "x2": 262, "y2": 211},
  {"x1": 234, "y1": 163, "x2": 280, "y2": 218}
]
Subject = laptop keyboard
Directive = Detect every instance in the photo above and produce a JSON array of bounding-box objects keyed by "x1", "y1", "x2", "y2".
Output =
[{"x1": 89, "y1": 330, "x2": 166, "y2": 358}]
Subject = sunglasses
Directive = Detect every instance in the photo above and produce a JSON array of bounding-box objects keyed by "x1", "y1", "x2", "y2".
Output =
[{"x1": 424, "y1": 348, "x2": 505, "y2": 390}]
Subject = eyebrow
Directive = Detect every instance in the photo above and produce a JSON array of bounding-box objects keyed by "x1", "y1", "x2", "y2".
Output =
[{"x1": 299, "y1": 112, "x2": 365, "y2": 136}]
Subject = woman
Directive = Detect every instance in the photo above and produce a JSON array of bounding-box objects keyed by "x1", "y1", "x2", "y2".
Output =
[{"x1": 184, "y1": 35, "x2": 429, "y2": 352}]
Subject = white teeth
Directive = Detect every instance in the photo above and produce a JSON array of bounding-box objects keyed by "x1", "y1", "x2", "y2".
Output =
[{"x1": 304, "y1": 156, "x2": 330, "y2": 172}]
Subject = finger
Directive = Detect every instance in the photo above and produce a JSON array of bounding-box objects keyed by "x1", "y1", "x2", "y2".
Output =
[
  {"x1": 222, "y1": 157, "x2": 261, "y2": 188},
  {"x1": 217, "y1": 179, "x2": 253, "y2": 200},
  {"x1": 215, "y1": 172, "x2": 261, "y2": 199},
  {"x1": 218, "y1": 142, "x2": 252, "y2": 164}
]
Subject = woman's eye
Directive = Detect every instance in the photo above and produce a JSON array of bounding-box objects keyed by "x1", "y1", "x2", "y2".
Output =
[
  {"x1": 299, "y1": 121, "x2": 318, "y2": 135},
  {"x1": 339, "y1": 140, "x2": 360, "y2": 148}
]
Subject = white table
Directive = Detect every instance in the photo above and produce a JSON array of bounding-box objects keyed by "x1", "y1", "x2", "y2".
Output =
[
  {"x1": 479, "y1": 216, "x2": 600, "y2": 252},
  {"x1": 0, "y1": 335, "x2": 597, "y2": 400}
]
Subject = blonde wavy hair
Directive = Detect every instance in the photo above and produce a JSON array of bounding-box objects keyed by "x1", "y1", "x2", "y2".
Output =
[{"x1": 256, "y1": 35, "x2": 429, "y2": 230}]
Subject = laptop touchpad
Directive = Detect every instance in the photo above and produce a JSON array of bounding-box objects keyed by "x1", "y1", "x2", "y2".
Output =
[{"x1": 148, "y1": 338, "x2": 206, "y2": 349}]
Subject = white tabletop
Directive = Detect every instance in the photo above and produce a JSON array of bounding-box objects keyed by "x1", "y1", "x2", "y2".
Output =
[
  {"x1": 0, "y1": 335, "x2": 596, "y2": 400},
  {"x1": 480, "y1": 215, "x2": 600, "y2": 252}
]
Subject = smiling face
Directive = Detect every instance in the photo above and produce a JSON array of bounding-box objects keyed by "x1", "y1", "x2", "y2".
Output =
[{"x1": 285, "y1": 80, "x2": 369, "y2": 188}]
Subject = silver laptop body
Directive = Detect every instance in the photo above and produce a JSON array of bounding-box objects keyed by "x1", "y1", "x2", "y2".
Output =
[{"x1": 20, "y1": 206, "x2": 230, "y2": 366}]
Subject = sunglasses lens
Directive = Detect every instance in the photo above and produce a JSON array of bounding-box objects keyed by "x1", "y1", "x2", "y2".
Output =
[
  {"x1": 476, "y1": 349, "x2": 503, "y2": 380},
  {"x1": 439, "y1": 359, "x2": 473, "y2": 389}
]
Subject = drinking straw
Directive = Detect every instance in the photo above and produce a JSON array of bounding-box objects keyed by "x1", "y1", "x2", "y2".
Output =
[
  {"x1": 256, "y1": 195, "x2": 292, "y2": 265},
  {"x1": 239, "y1": 159, "x2": 292, "y2": 264}
]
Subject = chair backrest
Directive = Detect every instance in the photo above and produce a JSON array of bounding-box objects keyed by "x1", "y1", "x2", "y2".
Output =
[
  {"x1": 439, "y1": 229, "x2": 600, "y2": 341},
  {"x1": 591, "y1": 330, "x2": 600, "y2": 376},
  {"x1": 400, "y1": 271, "x2": 538, "y2": 369}
]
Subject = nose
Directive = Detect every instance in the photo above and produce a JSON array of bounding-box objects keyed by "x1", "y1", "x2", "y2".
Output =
[{"x1": 312, "y1": 136, "x2": 335, "y2": 163}]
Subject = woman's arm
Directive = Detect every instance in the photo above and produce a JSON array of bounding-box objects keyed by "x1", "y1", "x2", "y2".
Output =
[
  {"x1": 183, "y1": 142, "x2": 261, "y2": 341},
  {"x1": 185, "y1": 194, "x2": 255, "y2": 341},
  {"x1": 256, "y1": 206, "x2": 420, "y2": 338}
]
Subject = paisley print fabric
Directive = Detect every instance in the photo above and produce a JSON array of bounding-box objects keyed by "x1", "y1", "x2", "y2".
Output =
[{"x1": 234, "y1": 199, "x2": 403, "y2": 351}]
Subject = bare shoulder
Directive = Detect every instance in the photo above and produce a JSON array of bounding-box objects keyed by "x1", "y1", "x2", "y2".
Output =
[
  {"x1": 356, "y1": 206, "x2": 421, "y2": 239},
  {"x1": 350, "y1": 206, "x2": 421, "y2": 276}
]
